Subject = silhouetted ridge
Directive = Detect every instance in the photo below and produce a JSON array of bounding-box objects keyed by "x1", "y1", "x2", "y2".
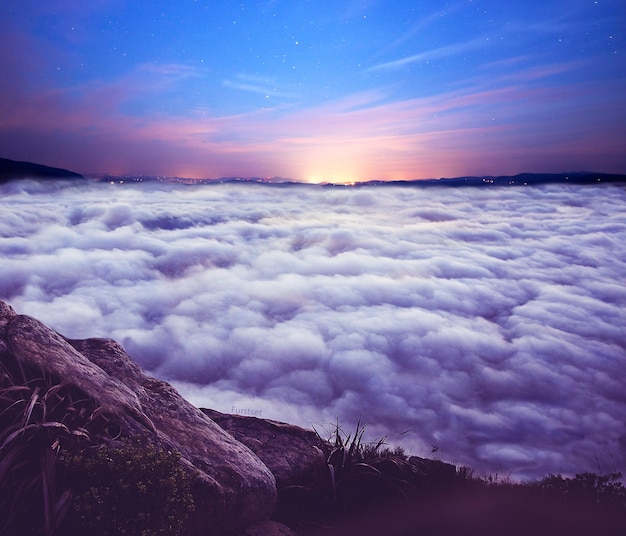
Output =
[
  {"x1": 97, "y1": 171, "x2": 626, "y2": 187},
  {"x1": 0, "y1": 157, "x2": 85, "y2": 182},
  {"x1": 371, "y1": 172, "x2": 626, "y2": 188}
]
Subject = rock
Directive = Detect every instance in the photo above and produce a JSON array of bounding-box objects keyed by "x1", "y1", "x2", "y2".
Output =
[
  {"x1": 409, "y1": 456, "x2": 457, "y2": 484},
  {"x1": 241, "y1": 520, "x2": 298, "y2": 536},
  {"x1": 0, "y1": 301, "x2": 276, "y2": 536},
  {"x1": 0, "y1": 300, "x2": 16, "y2": 333},
  {"x1": 7, "y1": 314, "x2": 152, "y2": 434},
  {"x1": 202, "y1": 409, "x2": 328, "y2": 491},
  {"x1": 202, "y1": 409, "x2": 333, "y2": 529}
]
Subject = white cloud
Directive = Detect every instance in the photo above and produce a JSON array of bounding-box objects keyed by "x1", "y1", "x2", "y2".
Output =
[{"x1": 1, "y1": 180, "x2": 625, "y2": 481}]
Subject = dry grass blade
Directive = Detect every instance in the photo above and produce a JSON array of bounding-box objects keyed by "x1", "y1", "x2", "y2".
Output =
[
  {"x1": 0, "y1": 421, "x2": 71, "y2": 450},
  {"x1": 70, "y1": 427, "x2": 90, "y2": 440},
  {"x1": 0, "y1": 384, "x2": 32, "y2": 397},
  {"x1": 53, "y1": 489, "x2": 73, "y2": 531},
  {"x1": 42, "y1": 383, "x2": 70, "y2": 415},
  {"x1": 22, "y1": 386, "x2": 42, "y2": 427},
  {"x1": 327, "y1": 463, "x2": 337, "y2": 503},
  {"x1": 0, "y1": 363, "x2": 102, "y2": 535},
  {"x1": 347, "y1": 417, "x2": 365, "y2": 458},
  {"x1": 40, "y1": 447, "x2": 72, "y2": 536},
  {"x1": 0, "y1": 443, "x2": 32, "y2": 483},
  {"x1": 1, "y1": 397, "x2": 28, "y2": 422},
  {"x1": 41, "y1": 449, "x2": 55, "y2": 536}
]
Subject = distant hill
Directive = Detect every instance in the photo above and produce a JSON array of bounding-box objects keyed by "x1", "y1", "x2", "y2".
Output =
[
  {"x1": 95, "y1": 171, "x2": 626, "y2": 188},
  {"x1": 8, "y1": 158, "x2": 624, "y2": 188},
  {"x1": 373, "y1": 172, "x2": 626, "y2": 188},
  {"x1": 0, "y1": 157, "x2": 85, "y2": 183}
]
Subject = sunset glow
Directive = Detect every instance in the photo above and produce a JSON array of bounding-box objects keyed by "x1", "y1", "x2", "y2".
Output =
[{"x1": 1, "y1": 1, "x2": 624, "y2": 180}]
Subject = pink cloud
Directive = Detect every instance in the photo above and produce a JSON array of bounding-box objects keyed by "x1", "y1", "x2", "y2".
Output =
[{"x1": 1, "y1": 55, "x2": 624, "y2": 181}]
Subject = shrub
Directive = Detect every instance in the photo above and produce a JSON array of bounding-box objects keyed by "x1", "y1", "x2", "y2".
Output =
[
  {"x1": 319, "y1": 419, "x2": 422, "y2": 514},
  {"x1": 528, "y1": 471, "x2": 626, "y2": 508},
  {"x1": 0, "y1": 357, "x2": 100, "y2": 536},
  {"x1": 0, "y1": 354, "x2": 193, "y2": 536},
  {"x1": 60, "y1": 438, "x2": 195, "y2": 536}
]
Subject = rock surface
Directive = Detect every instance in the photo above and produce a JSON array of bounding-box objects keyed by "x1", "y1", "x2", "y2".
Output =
[
  {"x1": 0, "y1": 300, "x2": 276, "y2": 536},
  {"x1": 242, "y1": 520, "x2": 299, "y2": 536},
  {"x1": 202, "y1": 408, "x2": 328, "y2": 491}
]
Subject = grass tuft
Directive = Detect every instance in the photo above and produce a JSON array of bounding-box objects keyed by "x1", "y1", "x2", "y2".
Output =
[{"x1": 0, "y1": 349, "x2": 193, "y2": 535}]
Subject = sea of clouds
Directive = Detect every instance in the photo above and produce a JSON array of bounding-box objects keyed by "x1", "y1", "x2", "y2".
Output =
[{"x1": 1, "y1": 179, "x2": 625, "y2": 481}]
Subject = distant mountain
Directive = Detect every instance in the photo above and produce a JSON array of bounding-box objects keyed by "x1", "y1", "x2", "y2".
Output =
[
  {"x1": 96, "y1": 171, "x2": 626, "y2": 188},
  {"x1": 179, "y1": 171, "x2": 626, "y2": 187},
  {"x1": 369, "y1": 172, "x2": 626, "y2": 188},
  {"x1": 9, "y1": 159, "x2": 625, "y2": 188},
  {"x1": 0, "y1": 157, "x2": 85, "y2": 183}
]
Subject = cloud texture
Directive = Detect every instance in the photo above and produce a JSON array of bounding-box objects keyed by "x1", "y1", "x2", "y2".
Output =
[{"x1": 1, "y1": 180, "x2": 625, "y2": 480}]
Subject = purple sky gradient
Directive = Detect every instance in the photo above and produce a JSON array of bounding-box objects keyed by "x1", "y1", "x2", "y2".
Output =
[{"x1": 2, "y1": 0, "x2": 625, "y2": 181}]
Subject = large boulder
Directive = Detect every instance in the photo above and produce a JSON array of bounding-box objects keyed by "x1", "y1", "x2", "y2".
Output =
[
  {"x1": 0, "y1": 300, "x2": 276, "y2": 535},
  {"x1": 202, "y1": 409, "x2": 332, "y2": 529},
  {"x1": 202, "y1": 409, "x2": 328, "y2": 491}
]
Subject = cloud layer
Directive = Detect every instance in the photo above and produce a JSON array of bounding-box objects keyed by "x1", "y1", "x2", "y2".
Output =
[{"x1": 2, "y1": 180, "x2": 625, "y2": 481}]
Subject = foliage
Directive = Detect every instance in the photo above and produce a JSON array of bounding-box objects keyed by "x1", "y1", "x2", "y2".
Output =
[
  {"x1": 60, "y1": 438, "x2": 194, "y2": 536},
  {"x1": 0, "y1": 355, "x2": 103, "y2": 535},
  {"x1": 278, "y1": 417, "x2": 626, "y2": 533},
  {"x1": 527, "y1": 471, "x2": 626, "y2": 508},
  {"x1": 4, "y1": 345, "x2": 624, "y2": 535},
  {"x1": 317, "y1": 418, "x2": 423, "y2": 514},
  {"x1": 0, "y1": 352, "x2": 193, "y2": 536}
]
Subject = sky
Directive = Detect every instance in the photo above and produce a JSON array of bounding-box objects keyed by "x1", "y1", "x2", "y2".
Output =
[
  {"x1": 1, "y1": 0, "x2": 625, "y2": 182},
  {"x1": 1, "y1": 179, "x2": 625, "y2": 481}
]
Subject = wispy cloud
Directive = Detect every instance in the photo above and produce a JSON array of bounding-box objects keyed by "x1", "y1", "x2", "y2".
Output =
[
  {"x1": 374, "y1": 1, "x2": 467, "y2": 58},
  {"x1": 222, "y1": 73, "x2": 300, "y2": 99},
  {"x1": 140, "y1": 63, "x2": 208, "y2": 80},
  {"x1": 365, "y1": 37, "x2": 488, "y2": 73},
  {"x1": 0, "y1": 43, "x2": 623, "y2": 180}
]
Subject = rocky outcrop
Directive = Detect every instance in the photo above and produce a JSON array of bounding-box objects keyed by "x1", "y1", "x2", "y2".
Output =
[
  {"x1": 0, "y1": 300, "x2": 470, "y2": 535},
  {"x1": 202, "y1": 409, "x2": 335, "y2": 530},
  {"x1": 0, "y1": 301, "x2": 276, "y2": 535},
  {"x1": 242, "y1": 520, "x2": 299, "y2": 536},
  {"x1": 202, "y1": 409, "x2": 328, "y2": 491},
  {"x1": 409, "y1": 456, "x2": 457, "y2": 485}
]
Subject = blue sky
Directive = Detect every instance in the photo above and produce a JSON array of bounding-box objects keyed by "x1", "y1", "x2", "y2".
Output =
[{"x1": 2, "y1": 0, "x2": 625, "y2": 181}]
